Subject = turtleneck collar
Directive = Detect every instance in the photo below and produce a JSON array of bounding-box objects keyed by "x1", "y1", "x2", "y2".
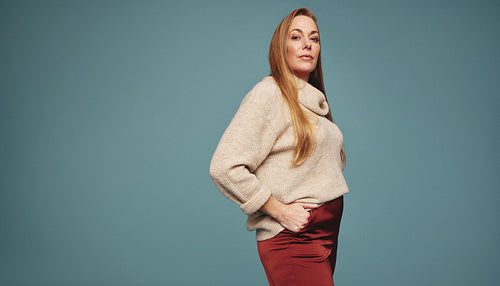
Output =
[{"x1": 294, "y1": 77, "x2": 330, "y2": 116}]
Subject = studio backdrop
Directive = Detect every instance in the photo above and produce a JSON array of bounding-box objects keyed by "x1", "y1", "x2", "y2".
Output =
[{"x1": 1, "y1": 0, "x2": 499, "y2": 285}]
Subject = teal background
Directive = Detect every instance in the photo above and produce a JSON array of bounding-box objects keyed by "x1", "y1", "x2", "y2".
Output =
[{"x1": 1, "y1": 0, "x2": 499, "y2": 285}]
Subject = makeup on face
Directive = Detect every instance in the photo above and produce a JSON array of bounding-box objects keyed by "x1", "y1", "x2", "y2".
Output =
[{"x1": 286, "y1": 15, "x2": 320, "y2": 81}]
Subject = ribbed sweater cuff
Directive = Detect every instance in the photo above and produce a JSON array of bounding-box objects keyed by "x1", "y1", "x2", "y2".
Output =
[{"x1": 240, "y1": 186, "x2": 271, "y2": 215}]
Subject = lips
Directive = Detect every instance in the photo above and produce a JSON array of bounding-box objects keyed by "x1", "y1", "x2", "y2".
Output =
[{"x1": 299, "y1": 55, "x2": 313, "y2": 60}]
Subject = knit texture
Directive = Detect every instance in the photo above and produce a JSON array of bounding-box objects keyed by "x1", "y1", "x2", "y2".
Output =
[{"x1": 209, "y1": 76, "x2": 349, "y2": 241}]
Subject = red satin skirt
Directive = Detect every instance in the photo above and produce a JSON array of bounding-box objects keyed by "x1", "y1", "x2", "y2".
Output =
[{"x1": 257, "y1": 196, "x2": 344, "y2": 286}]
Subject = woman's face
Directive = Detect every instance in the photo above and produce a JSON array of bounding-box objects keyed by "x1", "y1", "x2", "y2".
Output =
[{"x1": 286, "y1": 15, "x2": 320, "y2": 81}]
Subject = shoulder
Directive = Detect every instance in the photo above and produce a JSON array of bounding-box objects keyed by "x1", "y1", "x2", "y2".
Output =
[
  {"x1": 254, "y1": 76, "x2": 280, "y2": 92},
  {"x1": 241, "y1": 76, "x2": 282, "y2": 107}
]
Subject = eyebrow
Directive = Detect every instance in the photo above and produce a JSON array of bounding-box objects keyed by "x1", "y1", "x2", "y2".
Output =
[{"x1": 290, "y1": 28, "x2": 319, "y2": 35}]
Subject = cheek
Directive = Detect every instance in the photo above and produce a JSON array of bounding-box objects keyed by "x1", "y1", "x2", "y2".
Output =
[
  {"x1": 286, "y1": 46, "x2": 296, "y2": 64},
  {"x1": 286, "y1": 43, "x2": 294, "y2": 57}
]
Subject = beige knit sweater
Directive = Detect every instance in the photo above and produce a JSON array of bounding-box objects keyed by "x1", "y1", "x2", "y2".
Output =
[{"x1": 209, "y1": 76, "x2": 348, "y2": 241}]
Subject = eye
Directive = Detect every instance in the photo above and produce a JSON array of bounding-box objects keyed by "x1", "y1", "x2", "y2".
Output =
[
  {"x1": 311, "y1": 37, "x2": 320, "y2": 42},
  {"x1": 291, "y1": 35, "x2": 300, "y2": 40}
]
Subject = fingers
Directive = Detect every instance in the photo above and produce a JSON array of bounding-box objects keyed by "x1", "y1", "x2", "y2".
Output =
[
  {"x1": 291, "y1": 203, "x2": 316, "y2": 232},
  {"x1": 290, "y1": 210, "x2": 311, "y2": 232},
  {"x1": 298, "y1": 202, "x2": 319, "y2": 210},
  {"x1": 289, "y1": 218, "x2": 309, "y2": 233},
  {"x1": 285, "y1": 220, "x2": 307, "y2": 232},
  {"x1": 277, "y1": 207, "x2": 309, "y2": 232}
]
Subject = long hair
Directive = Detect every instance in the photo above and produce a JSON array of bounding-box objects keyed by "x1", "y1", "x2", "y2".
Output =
[{"x1": 269, "y1": 8, "x2": 346, "y2": 168}]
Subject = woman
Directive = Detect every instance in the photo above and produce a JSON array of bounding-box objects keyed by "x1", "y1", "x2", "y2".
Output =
[{"x1": 209, "y1": 8, "x2": 348, "y2": 286}]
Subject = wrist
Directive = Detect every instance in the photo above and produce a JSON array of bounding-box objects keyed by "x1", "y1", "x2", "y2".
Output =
[{"x1": 260, "y1": 196, "x2": 285, "y2": 219}]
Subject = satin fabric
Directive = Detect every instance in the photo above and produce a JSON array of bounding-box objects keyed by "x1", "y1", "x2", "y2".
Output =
[{"x1": 257, "y1": 196, "x2": 344, "y2": 286}]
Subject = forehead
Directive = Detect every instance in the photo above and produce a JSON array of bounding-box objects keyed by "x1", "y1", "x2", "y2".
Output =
[{"x1": 289, "y1": 15, "x2": 318, "y2": 33}]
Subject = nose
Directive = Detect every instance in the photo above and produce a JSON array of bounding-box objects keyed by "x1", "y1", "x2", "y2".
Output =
[{"x1": 303, "y1": 38, "x2": 312, "y2": 49}]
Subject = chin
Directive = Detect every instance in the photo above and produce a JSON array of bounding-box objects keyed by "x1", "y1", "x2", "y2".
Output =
[{"x1": 296, "y1": 68, "x2": 315, "y2": 76}]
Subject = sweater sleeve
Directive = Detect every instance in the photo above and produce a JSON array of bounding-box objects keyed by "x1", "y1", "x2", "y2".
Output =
[{"x1": 209, "y1": 79, "x2": 288, "y2": 215}]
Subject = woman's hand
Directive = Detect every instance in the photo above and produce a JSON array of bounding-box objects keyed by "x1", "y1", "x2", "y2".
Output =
[{"x1": 260, "y1": 196, "x2": 319, "y2": 232}]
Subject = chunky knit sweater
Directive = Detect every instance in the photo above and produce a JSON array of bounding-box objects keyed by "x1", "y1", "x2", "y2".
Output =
[{"x1": 209, "y1": 76, "x2": 348, "y2": 241}]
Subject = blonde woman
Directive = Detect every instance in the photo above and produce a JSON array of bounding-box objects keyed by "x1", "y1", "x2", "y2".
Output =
[{"x1": 210, "y1": 8, "x2": 348, "y2": 286}]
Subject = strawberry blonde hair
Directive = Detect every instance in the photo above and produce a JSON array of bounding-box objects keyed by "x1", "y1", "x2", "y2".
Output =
[{"x1": 269, "y1": 8, "x2": 346, "y2": 167}]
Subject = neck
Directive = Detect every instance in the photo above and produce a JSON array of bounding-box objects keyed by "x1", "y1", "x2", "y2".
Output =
[{"x1": 296, "y1": 72, "x2": 310, "y2": 82}]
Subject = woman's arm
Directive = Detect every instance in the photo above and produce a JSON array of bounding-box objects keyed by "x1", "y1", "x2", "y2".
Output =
[
  {"x1": 210, "y1": 79, "x2": 320, "y2": 232},
  {"x1": 210, "y1": 80, "x2": 287, "y2": 215}
]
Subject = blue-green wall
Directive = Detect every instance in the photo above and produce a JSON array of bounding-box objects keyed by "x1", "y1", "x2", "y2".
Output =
[{"x1": 1, "y1": 0, "x2": 499, "y2": 285}]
